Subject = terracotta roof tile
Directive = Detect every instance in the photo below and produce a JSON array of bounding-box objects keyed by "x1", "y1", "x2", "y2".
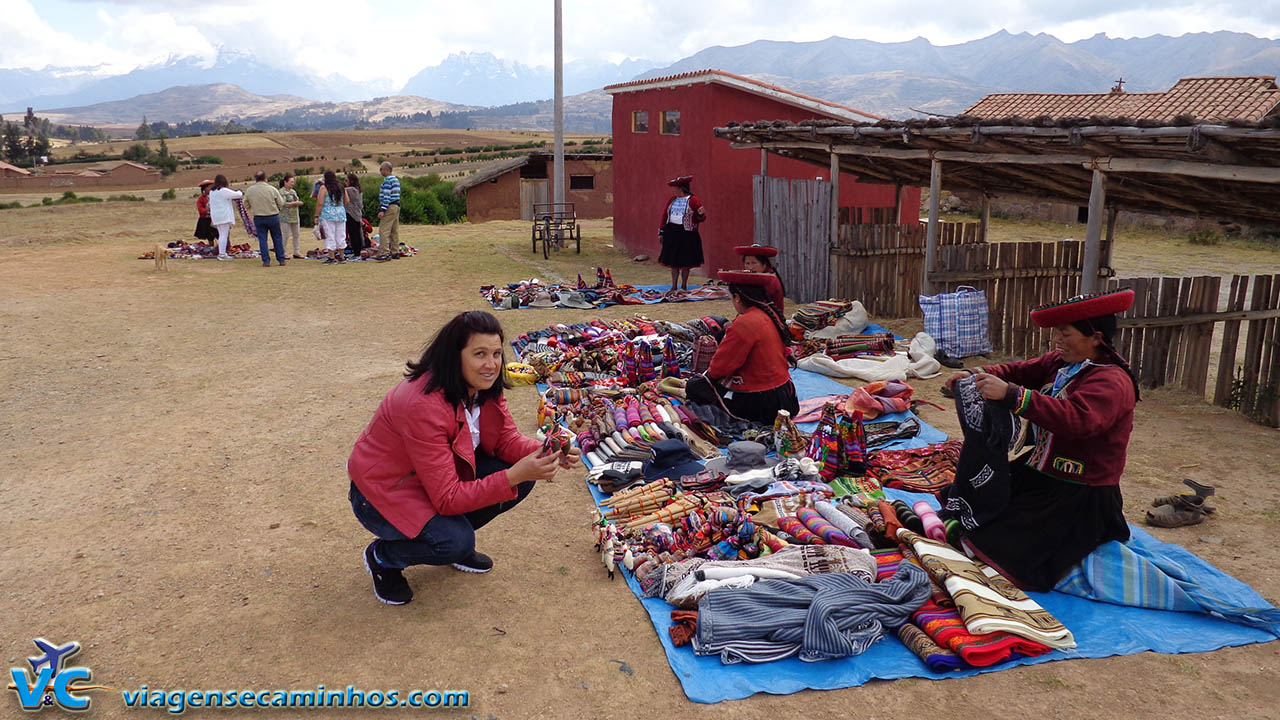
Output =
[{"x1": 965, "y1": 76, "x2": 1280, "y2": 123}]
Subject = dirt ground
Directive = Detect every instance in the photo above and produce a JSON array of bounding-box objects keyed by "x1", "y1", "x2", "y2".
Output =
[{"x1": 1, "y1": 203, "x2": 1278, "y2": 719}]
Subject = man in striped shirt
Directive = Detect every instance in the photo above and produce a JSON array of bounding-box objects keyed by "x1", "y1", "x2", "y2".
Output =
[{"x1": 377, "y1": 161, "x2": 401, "y2": 253}]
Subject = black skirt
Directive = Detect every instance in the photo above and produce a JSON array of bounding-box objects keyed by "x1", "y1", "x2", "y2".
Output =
[
  {"x1": 961, "y1": 462, "x2": 1130, "y2": 592},
  {"x1": 658, "y1": 222, "x2": 704, "y2": 269},
  {"x1": 686, "y1": 375, "x2": 799, "y2": 426},
  {"x1": 193, "y1": 216, "x2": 217, "y2": 241}
]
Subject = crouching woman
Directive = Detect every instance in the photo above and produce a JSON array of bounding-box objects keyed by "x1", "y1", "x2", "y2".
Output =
[{"x1": 347, "y1": 310, "x2": 578, "y2": 604}]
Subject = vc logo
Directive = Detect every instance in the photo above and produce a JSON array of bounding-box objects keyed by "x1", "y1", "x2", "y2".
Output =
[{"x1": 8, "y1": 639, "x2": 108, "y2": 712}]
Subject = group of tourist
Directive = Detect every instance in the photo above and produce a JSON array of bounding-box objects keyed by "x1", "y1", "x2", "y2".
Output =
[{"x1": 193, "y1": 162, "x2": 403, "y2": 265}]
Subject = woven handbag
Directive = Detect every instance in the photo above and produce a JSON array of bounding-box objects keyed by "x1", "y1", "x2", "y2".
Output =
[{"x1": 691, "y1": 334, "x2": 718, "y2": 374}]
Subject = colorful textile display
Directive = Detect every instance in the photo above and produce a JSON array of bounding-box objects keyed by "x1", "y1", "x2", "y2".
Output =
[
  {"x1": 776, "y1": 516, "x2": 821, "y2": 545},
  {"x1": 482, "y1": 273, "x2": 730, "y2": 311},
  {"x1": 866, "y1": 440, "x2": 961, "y2": 493},
  {"x1": 913, "y1": 501, "x2": 947, "y2": 543},
  {"x1": 795, "y1": 506, "x2": 858, "y2": 548},
  {"x1": 692, "y1": 563, "x2": 931, "y2": 664},
  {"x1": 845, "y1": 380, "x2": 914, "y2": 419},
  {"x1": 890, "y1": 499, "x2": 926, "y2": 536},
  {"x1": 813, "y1": 501, "x2": 874, "y2": 550},
  {"x1": 911, "y1": 599, "x2": 1051, "y2": 667},
  {"x1": 898, "y1": 529, "x2": 1076, "y2": 650},
  {"x1": 897, "y1": 623, "x2": 966, "y2": 672},
  {"x1": 827, "y1": 474, "x2": 884, "y2": 501}
]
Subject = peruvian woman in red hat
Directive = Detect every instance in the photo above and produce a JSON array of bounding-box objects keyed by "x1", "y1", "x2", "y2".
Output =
[
  {"x1": 939, "y1": 288, "x2": 1140, "y2": 591},
  {"x1": 657, "y1": 175, "x2": 706, "y2": 293},
  {"x1": 734, "y1": 244, "x2": 786, "y2": 312},
  {"x1": 684, "y1": 271, "x2": 798, "y2": 424}
]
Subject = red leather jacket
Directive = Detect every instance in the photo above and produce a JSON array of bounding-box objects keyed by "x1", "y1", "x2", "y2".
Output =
[{"x1": 347, "y1": 374, "x2": 540, "y2": 537}]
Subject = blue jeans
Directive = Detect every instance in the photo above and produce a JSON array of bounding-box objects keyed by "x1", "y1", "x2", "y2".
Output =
[
  {"x1": 349, "y1": 452, "x2": 535, "y2": 570},
  {"x1": 254, "y1": 214, "x2": 285, "y2": 265}
]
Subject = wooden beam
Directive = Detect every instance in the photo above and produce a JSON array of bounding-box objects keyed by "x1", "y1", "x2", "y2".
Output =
[
  {"x1": 1082, "y1": 169, "x2": 1107, "y2": 294},
  {"x1": 829, "y1": 151, "x2": 840, "y2": 300},
  {"x1": 1119, "y1": 307, "x2": 1280, "y2": 328},
  {"x1": 892, "y1": 183, "x2": 903, "y2": 224},
  {"x1": 1091, "y1": 157, "x2": 1280, "y2": 183},
  {"x1": 979, "y1": 194, "x2": 991, "y2": 243},
  {"x1": 932, "y1": 267, "x2": 1112, "y2": 281},
  {"x1": 923, "y1": 159, "x2": 942, "y2": 295},
  {"x1": 760, "y1": 148, "x2": 768, "y2": 176}
]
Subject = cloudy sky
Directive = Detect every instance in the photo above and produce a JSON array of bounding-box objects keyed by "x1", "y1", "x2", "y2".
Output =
[{"x1": 2, "y1": 0, "x2": 1278, "y2": 84}]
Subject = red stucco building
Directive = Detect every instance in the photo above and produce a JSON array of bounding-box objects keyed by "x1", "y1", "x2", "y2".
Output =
[{"x1": 605, "y1": 70, "x2": 920, "y2": 275}]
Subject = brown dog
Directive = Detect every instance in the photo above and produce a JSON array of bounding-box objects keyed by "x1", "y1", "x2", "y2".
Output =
[{"x1": 153, "y1": 244, "x2": 170, "y2": 271}]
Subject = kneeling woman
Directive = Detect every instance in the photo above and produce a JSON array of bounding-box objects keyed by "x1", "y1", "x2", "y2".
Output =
[
  {"x1": 686, "y1": 271, "x2": 798, "y2": 424},
  {"x1": 940, "y1": 288, "x2": 1138, "y2": 591},
  {"x1": 347, "y1": 311, "x2": 578, "y2": 604}
]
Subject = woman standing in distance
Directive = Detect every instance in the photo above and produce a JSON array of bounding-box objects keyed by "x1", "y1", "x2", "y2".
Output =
[
  {"x1": 279, "y1": 174, "x2": 304, "y2": 259},
  {"x1": 657, "y1": 175, "x2": 706, "y2": 294},
  {"x1": 207, "y1": 174, "x2": 242, "y2": 261},
  {"x1": 344, "y1": 173, "x2": 365, "y2": 256},
  {"x1": 347, "y1": 311, "x2": 579, "y2": 605},
  {"x1": 315, "y1": 170, "x2": 348, "y2": 263}
]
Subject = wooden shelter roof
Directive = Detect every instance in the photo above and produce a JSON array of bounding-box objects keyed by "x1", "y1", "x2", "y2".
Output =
[
  {"x1": 966, "y1": 76, "x2": 1280, "y2": 124},
  {"x1": 714, "y1": 116, "x2": 1280, "y2": 224}
]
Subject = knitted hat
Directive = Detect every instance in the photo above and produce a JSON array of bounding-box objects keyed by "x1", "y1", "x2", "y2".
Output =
[
  {"x1": 666, "y1": 174, "x2": 694, "y2": 187},
  {"x1": 1030, "y1": 288, "x2": 1134, "y2": 328},
  {"x1": 733, "y1": 244, "x2": 779, "y2": 258},
  {"x1": 642, "y1": 438, "x2": 705, "y2": 481}
]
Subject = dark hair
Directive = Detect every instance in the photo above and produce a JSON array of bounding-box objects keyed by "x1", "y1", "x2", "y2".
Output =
[
  {"x1": 676, "y1": 184, "x2": 691, "y2": 195},
  {"x1": 729, "y1": 283, "x2": 791, "y2": 346},
  {"x1": 346, "y1": 172, "x2": 360, "y2": 188},
  {"x1": 279, "y1": 172, "x2": 293, "y2": 188},
  {"x1": 1071, "y1": 315, "x2": 1141, "y2": 400},
  {"x1": 406, "y1": 311, "x2": 509, "y2": 407},
  {"x1": 212, "y1": 174, "x2": 228, "y2": 190},
  {"x1": 254, "y1": 170, "x2": 266, "y2": 182},
  {"x1": 323, "y1": 170, "x2": 343, "y2": 205}
]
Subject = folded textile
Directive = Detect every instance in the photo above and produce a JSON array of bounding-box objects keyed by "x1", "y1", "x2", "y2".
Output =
[
  {"x1": 693, "y1": 563, "x2": 931, "y2": 664},
  {"x1": 866, "y1": 441, "x2": 961, "y2": 494},
  {"x1": 670, "y1": 610, "x2": 699, "y2": 646},
  {"x1": 898, "y1": 529, "x2": 1076, "y2": 650},
  {"x1": 865, "y1": 417, "x2": 921, "y2": 448},
  {"x1": 641, "y1": 544, "x2": 878, "y2": 607},
  {"x1": 911, "y1": 599, "x2": 1051, "y2": 667},
  {"x1": 797, "y1": 352, "x2": 941, "y2": 383},
  {"x1": 871, "y1": 548, "x2": 905, "y2": 581},
  {"x1": 814, "y1": 500, "x2": 875, "y2": 550},
  {"x1": 807, "y1": 302, "x2": 869, "y2": 338},
  {"x1": 846, "y1": 380, "x2": 914, "y2": 419},
  {"x1": 1055, "y1": 528, "x2": 1280, "y2": 635},
  {"x1": 897, "y1": 623, "x2": 967, "y2": 672}
]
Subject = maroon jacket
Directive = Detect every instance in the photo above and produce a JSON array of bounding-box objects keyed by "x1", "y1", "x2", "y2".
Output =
[
  {"x1": 708, "y1": 307, "x2": 792, "y2": 392},
  {"x1": 980, "y1": 351, "x2": 1135, "y2": 487},
  {"x1": 347, "y1": 374, "x2": 540, "y2": 537}
]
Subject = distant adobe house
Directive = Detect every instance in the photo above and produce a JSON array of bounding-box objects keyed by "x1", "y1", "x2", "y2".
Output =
[
  {"x1": 85, "y1": 160, "x2": 162, "y2": 182},
  {"x1": 452, "y1": 151, "x2": 612, "y2": 222},
  {"x1": 605, "y1": 69, "x2": 920, "y2": 275},
  {"x1": 0, "y1": 160, "x2": 32, "y2": 177},
  {"x1": 960, "y1": 76, "x2": 1280, "y2": 227}
]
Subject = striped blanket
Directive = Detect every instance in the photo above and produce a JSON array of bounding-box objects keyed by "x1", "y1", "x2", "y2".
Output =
[{"x1": 1055, "y1": 526, "x2": 1280, "y2": 635}]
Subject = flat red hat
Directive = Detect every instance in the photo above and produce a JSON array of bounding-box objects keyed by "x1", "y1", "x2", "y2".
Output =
[
  {"x1": 198, "y1": 179, "x2": 214, "y2": 187},
  {"x1": 666, "y1": 175, "x2": 693, "y2": 187},
  {"x1": 718, "y1": 270, "x2": 781, "y2": 294},
  {"x1": 1030, "y1": 288, "x2": 1134, "y2": 328},
  {"x1": 733, "y1": 245, "x2": 779, "y2": 258}
]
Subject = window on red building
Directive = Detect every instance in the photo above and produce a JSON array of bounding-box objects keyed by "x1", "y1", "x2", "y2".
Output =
[
  {"x1": 632, "y1": 111, "x2": 649, "y2": 132},
  {"x1": 661, "y1": 111, "x2": 680, "y2": 135},
  {"x1": 570, "y1": 175, "x2": 594, "y2": 190}
]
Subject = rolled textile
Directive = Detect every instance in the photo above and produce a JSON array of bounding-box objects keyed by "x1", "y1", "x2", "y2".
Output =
[
  {"x1": 891, "y1": 499, "x2": 926, "y2": 535},
  {"x1": 897, "y1": 623, "x2": 966, "y2": 672},
  {"x1": 777, "y1": 516, "x2": 823, "y2": 545},
  {"x1": 911, "y1": 599, "x2": 1050, "y2": 667},
  {"x1": 914, "y1": 500, "x2": 947, "y2": 542},
  {"x1": 815, "y1": 501, "x2": 875, "y2": 550},
  {"x1": 878, "y1": 500, "x2": 905, "y2": 541},
  {"x1": 666, "y1": 545, "x2": 878, "y2": 608},
  {"x1": 796, "y1": 506, "x2": 859, "y2": 548}
]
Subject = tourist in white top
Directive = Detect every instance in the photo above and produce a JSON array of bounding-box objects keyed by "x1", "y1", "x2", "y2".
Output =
[{"x1": 207, "y1": 174, "x2": 243, "y2": 260}]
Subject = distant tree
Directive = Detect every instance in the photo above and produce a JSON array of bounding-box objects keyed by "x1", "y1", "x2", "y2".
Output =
[
  {"x1": 135, "y1": 117, "x2": 152, "y2": 140},
  {"x1": 158, "y1": 136, "x2": 169, "y2": 159},
  {"x1": 122, "y1": 143, "x2": 150, "y2": 162},
  {"x1": 3, "y1": 123, "x2": 25, "y2": 165}
]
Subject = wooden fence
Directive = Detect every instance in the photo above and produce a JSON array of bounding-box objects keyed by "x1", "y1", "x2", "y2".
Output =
[
  {"x1": 1106, "y1": 273, "x2": 1280, "y2": 427},
  {"x1": 929, "y1": 239, "x2": 1113, "y2": 360},
  {"x1": 838, "y1": 206, "x2": 899, "y2": 225},
  {"x1": 828, "y1": 222, "x2": 982, "y2": 318},
  {"x1": 753, "y1": 175, "x2": 832, "y2": 305}
]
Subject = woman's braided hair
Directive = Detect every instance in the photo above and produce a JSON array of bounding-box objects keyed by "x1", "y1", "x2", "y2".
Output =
[{"x1": 729, "y1": 282, "x2": 791, "y2": 346}]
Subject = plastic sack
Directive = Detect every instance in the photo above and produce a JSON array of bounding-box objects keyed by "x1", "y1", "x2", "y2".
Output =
[{"x1": 918, "y1": 285, "x2": 993, "y2": 358}]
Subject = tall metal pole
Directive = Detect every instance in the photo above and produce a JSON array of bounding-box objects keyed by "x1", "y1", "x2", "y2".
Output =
[{"x1": 553, "y1": 0, "x2": 565, "y2": 210}]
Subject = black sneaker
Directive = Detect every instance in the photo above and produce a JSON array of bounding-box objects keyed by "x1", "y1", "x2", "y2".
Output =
[
  {"x1": 451, "y1": 550, "x2": 493, "y2": 574},
  {"x1": 363, "y1": 542, "x2": 412, "y2": 604}
]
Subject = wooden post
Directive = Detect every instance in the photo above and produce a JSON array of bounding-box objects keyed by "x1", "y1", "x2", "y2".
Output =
[
  {"x1": 760, "y1": 148, "x2": 768, "y2": 177},
  {"x1": 892, "y1": 183, "x2": 903, "y2": 225},
  {"x1": 829, "y1": 152, "x2": 840, "y2": 298},
  {"x1": 1104, "y1": 206, "x2": 1117, "y2": 273},
  {"x1": 922, "y1": 158, "x2": 942, "y2": 295},
  {"x1": 1082, "y1": 169, "x2": 1107, "y2": 294},
  {"x1": 979, "y1": 194, "x2": 991, "y2": 243}
]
